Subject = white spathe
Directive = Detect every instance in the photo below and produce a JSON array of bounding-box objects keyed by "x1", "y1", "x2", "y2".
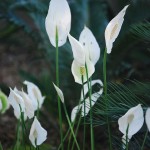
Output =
[
  {"x1": 68, "y1": 34, "x2": 95, "y2": 84},
  {"x1": 145, "y1": 108, "x2": 150, "y2": 132},
  {"x1": 68, "y1": 34, "x2": 85, "y2": 66},
  {"x1": 29, "y1": 117, "x2": 47, "y2": 147},
  {"x1": 71, "y1": 60, "x2": 95, "y2": 84},
  {"x1": 79, "y1": 26, "x2": 100, "y2": 65},
  {"x1": 24, "y1": 81, "x2": 45, "y2": 110},
  {"x1": 53, "y1": 83, "x2": 64, "y2": 103},
  {"x1": 118, "y1": 104, "x2": 144, "y2": 138},
  {"x1": 71, "y1": 79, "x2": 103, "y2": 122},
  {"x1": 8, "y1": 88, "x2": 25, "y2": 118},
  {"x1": 45, "y1": 0, "x2": 71, "y2": 47},
  {"x1": 105, "y1": 5, "x2": 129, "y2": 54}
]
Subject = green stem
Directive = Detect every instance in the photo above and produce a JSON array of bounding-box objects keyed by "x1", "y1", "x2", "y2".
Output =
[
  {"x1": 103, "y1": 48, "x2": 112, "y2": 150},
  {"x1": 85, "y1": 64, "x2": 94, "y2": 150},
  {"x1": 82, "y1": 75, "x2": 86, "y2": 150},
  {"x1": 125, "y1": 124, "x2": 129, "y2": 150},
  {"x1": 141, "y1": 129, "x2": 148, "y2": 150},
  {"x1": 56, "y1": 27, "x2": 63, "y2": 150},
  {"x1": 63, "y1": 104, "x2": 80, "y2": 150}
]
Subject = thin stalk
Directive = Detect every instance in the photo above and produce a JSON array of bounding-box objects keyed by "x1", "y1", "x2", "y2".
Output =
[
  {"x1": 141, "y1": 129, "x2": 148, "y2": 150},
  {"x1": 71, "y1": 75, "x2": 86, "y2": 150},
  {"x1": 103, "y1": 48, "x2": 112, "y2": 150},
  {"x1": 55, "y1": 27, "x2": 63, "y2": 150},
  {"x1": 82, "y1": 75, "x2": 86, "y2": 150},
  {"x1": 85, "y1": 64, "x2": 94, "y2": 150},
  {"x1": 21, "y1": 112, "x2": 26, "y2": 150},
  {"x1": 63, "y1": 104, "x2": 80, "y2": 150},
  {"x1": 125, "y1": 124, "x2": 129, "y2": 150}
]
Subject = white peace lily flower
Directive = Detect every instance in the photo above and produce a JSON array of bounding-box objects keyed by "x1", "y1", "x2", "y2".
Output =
[
  {"x1": 23, "y1": 81, "x2": 45, "y2": 110},
  {"x1": 71, "y1": 80, "x2": 103, "y2": 121},
  {"x1": 45, "y1": 0, "x2": 71, "y2": 47},
  {"x1": 71, "y1": 105, "x2": 82, "y2": 122},
  {"x1": 79, "y1": 26, "x2": 100, "y2": 65},
  {"x1": 118, "y1": 104, "x2": 144, "y2": 140},
  {"x1": 8, "y1": 88, "x2": 25, "y2": 118},
  {"x1": 105, "y1": 5, "x2": 129, "y2": 54},
  {"x1": 53, "y1": 83, "x2": 64, "y2": 103},
  {"x1": 145, "y1": 108, "x2": 150, "y2": 132},
  {"x1": 68, "y1": 34, "x2": 95, "y2": 84},
  {"x1": 29, "y1": 117, "x2": 47, "y2": 147},
  {"x1": 0, "y1": 91, "x2": 9, "y2": 114}
]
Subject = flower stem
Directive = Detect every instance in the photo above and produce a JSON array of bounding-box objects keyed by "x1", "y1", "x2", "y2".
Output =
[
  {"x1": 103, "y1": 48, "x2": 112, "y2": 150},
  {"x1": 63, "y1": 104, "x2": 80, "y2": 150},
  {"x1": 85, "y1": 64, "x2": 94, "y2": 150},
  {"x1": 55, "y1": 27, "x2": 64, "y2": 150},
  {"x1": 141, "y1": 129, "x2": 148, "y2": 150}
]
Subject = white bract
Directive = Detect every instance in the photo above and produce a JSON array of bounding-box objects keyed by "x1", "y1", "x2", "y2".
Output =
[
  {"x1": 24, "y1": 81, "x2": 45, "y2": 110},
  {"x1": 45, "y1": 0, "x2": 71, "y2": 47},
  {"x1": 105, "y1": 5, "x2": 129, "y2": 54},
  {"x1": 79, "y1": 26, "x2": 100, "y2": 65},
  {"x1": 118, "y1": 104, "x2": 144, "y2": 141},
  {"x1": 145, "y1": 108, "x2": 150, "y2": 132},
  {"x1": 29, "y1": 117, "x2": 47, "y2": 147},
  {"x1": 71, "y1": 79, "x2": 103, "y2": 122},
  {"x1": 68, "y1": 34, "x2": 95, "y2": 84},
  {"x1": 53, "y1": 83, "x2": 64, "y2": 103},
  {"x1": 8, "y1": 88, "x2": 25, "y2": 118}
]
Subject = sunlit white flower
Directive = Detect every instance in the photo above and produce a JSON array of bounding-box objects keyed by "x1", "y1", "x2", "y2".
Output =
[
  {"x1": 24, "y1": 81, "x2": 45, "y2": 110},
  {"x1": 71, "y1": 79, "x2": 103, "y2": 122},
  {"x1": 79, "y1": 26, "x2": 100, "y2": 65},
  {"x1": 105, "y1": 5, "x2": 129, "y2": 54},
  {"x1": 118, "y1": 104, "x2": 144, "y2": 141},
  {"x1": 0, "y1": 90, "x2": 9, "y2": 114},
  {"x1": 53, "y1": 83, "x2": 64, "y2": 103},
  {"x1": 145, "y1": 108, "x2": 150, "y2": 132},
  {"x1": 45, "y1": 0, "x2": 71, "y2": 47},
  {"x1": 8, "y1": 88, "x2": 25, "y2": 118},
  {"x1": 29, "y1": 117, "x2": 47, "y2": 147},
  {"x1": 68, "y1": 34, "x2": 95, "y2": 84}
]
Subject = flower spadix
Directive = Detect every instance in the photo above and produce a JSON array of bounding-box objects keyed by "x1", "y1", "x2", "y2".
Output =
[
  {"x1": 29, "y1": 117, "x2": 47, "y2": 147},
  {"x1": 71, "y1": 79, "x2": 103, "y2": 122},
  {"x1": 68, "y1": 34, "x2": 95, "y2": 84},
  {"x1": 79, "y1": 26, "x2": 100, "y2": 65},
  {"x1": 53, "y1": 83, "x2": 64, "y2": 103},
  {"x1": 8, "y1": 88, "x2": 25, "y2": 118},
  {"x1": 24, "y1": 81, "x2": 45, "y2": 110},
  {"x1": 105, "y1": 5, "x2": 129, "y2": 54},
  {"x1": 118, "y1": 104, "x2": 144, "y2": 139},
  {"x1": 0, "y1": 90, "x2": 9, "y2": 114},
  {"x1": 45, "y1": 0, "x2": 71, "y2": 47},
  {"x1": 145, "y1": 108, "x2": 150, "y2": 132}
]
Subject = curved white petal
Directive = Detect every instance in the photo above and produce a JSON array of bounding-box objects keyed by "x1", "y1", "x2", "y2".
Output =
[
  {"x1": 71, "y1": 60, "x2": 95, "y2": 84},
  {"x1": 20, "y1": 91, "x2": 35, "y2": 119},
  {"x1": 145, "y1": 108, "x2": 150, "y2": 132},
  {"x1": 29, "y1": 117, "x2": 47, "y2": 147},
  {"x1": 45, "y1": 0, "x2": 71, "y2": 47},
  {"x1": 81, "y1": 79, "x2": 103, "y2": 100},
  {"x1": 79, "y1": 26, "x2": 100, "y2": 65},
  {"x1": 118, "y1": 104, "x2": 144, "y2": 137},
  {"x1": 68, "y1": 34, "x2": 85, "y2": 66},
  {"x1": 8, "y1": 88, "x2": 25, "y2": 116},
  {"x1": 81, "y1": 87, "x2": 103, "y2": 117},
  {"x1": 71, "y1": 104, "x2": 82, "y2": 122},
  {"x1": 53, "y1": 83, "x2": 64, "y2": 103},
  {"x1": 24, "y1": 81, "x2": 45, "y2": 110},
  {"x1": 105, "y1": 5, "x2": 129, "y2": 54}
]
